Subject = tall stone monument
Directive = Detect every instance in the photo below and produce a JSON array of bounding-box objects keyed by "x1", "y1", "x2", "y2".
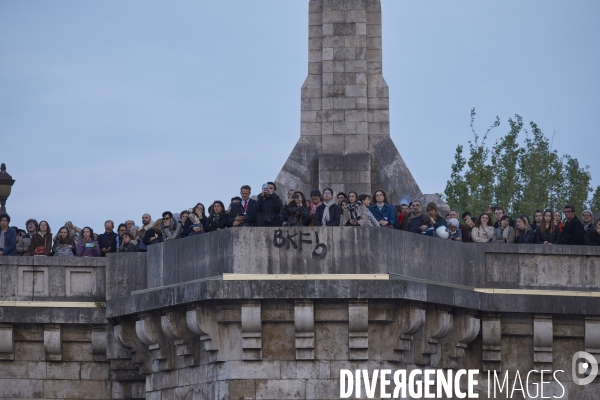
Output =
[{"x1": 276, "y1": 0, "x2": 446, "y2": 209}]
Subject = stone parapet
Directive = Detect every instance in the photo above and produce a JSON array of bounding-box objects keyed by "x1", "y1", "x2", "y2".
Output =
[
  {"x1": 0, "y1": 256, "x2": 106, "y2": 302},
  {"x1": 106, "y1": 227, "x2": 600, "y2": 315}
]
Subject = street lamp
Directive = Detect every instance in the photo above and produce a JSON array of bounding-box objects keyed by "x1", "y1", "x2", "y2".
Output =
[{"x1": 0, "y1": 163, "x2": 15, "y2": 214}]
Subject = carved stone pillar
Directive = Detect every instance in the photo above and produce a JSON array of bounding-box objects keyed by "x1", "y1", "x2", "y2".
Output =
[
  {"x1": 442, "y1": 309, "x2": 480, "y2": 369},
  {"x1": 349, "y1": 300, "x2": 369, "y2": 360},
  {"x1": 295, "y1": 300, "x2": 315, "y2": 360},
  {"x1": 186, "y1": 305, "x2": 220, "y2": 362},
  {"x1": 482, "y1": 313, "x2": 502, "y2": 372},
  {"x1": 394, "y1": 302, "x2": 426, "y2": 363},
  {"x1": 0, "y1": 324, "x2": 14, "y2": 361},
  {"x1": 136, "y1": 312, "x2": 174, "y2": 371},
  {"x1": 91, "y1": 324, "x2": 107, "y2": 362},
  {"x1": 533, "y1": 315, "x2": 553, "y2": 371},
  {"x1": 114, "y1": 319, "x2": 152, "y2": 374},
  {"x1": 161, "y1": 309, "x2": 199, "y2": 366},
  {"x1": 44, "y1": 324, "x2": 62, "y2": 361},
  {"x1": 585, "y1": 317, "x2": 600, "y2": 363},
  {"x1": 241, "y1": 300, "x2": 262, "y2": 360},
  {"x1": 414, "y1": 305, "x2": 453, "y2": 366}
]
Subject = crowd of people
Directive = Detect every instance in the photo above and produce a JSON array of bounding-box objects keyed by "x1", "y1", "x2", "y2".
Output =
[{"x1": 1, "y1": 182, "x2": 599, "y2": 258}]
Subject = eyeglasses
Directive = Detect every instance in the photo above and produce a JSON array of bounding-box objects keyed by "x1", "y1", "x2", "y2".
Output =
[
  {"x1": 163, "y1": 217, "x2": 171, "y2": 220},
  {"x1": 563, "y1": 210, "x2": 573, "y2": 214}
]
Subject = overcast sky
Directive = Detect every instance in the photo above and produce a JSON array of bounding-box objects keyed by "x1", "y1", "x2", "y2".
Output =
[{"x1": 1, "y1": 0, "x2": 599, "y2": 232}]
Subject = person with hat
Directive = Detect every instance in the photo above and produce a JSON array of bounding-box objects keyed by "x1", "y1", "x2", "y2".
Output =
[{"x1": 581, "y1": 209, "x2": 595, "y2": 233}]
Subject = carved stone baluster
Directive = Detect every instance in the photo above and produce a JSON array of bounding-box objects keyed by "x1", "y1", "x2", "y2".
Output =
[
  {"x1": 44, "y1": 324, "x2": 62, "y2": 361},
  {"x1": 161, "y1": 309, "x2": 199, "y2": 366},
  {"x1": 533, "y1": 315, "x2": 553, "y2": 371},
  {"x1": 186, "y1": 305, "x2": 220, "y2": 363},
  {"x1": 241, "y1": 300, "x2": 262, "y2": 360},
  {"x1": 91, "y1": 324, "x2": 107, "y2": 362},
  {"x1": 295, "y1": 300, "x2": 315, "y2": 360},
  {"x1": 585, "y1": 317, "x2": 600, "y2": 364},
  {"x1": 114, "y1": 319, "x2": 152, "y2": 374},
  {"x1": 0, "y1": 324, "x2": 14, "y2": 361},
  {"x1": 136, "y1": 312, "x2": 174, "y2": 371},
  {"x1": 442, "y1": 309, "x2": 480, "y2": 369},
  {"x1": 349, "y1": 300, "x2": 369, "y2": 360},
  {"x1": 482, "y1": 313, "x2": 502, "y2": 372},
  {"x1": 414, "y1": 305, "x2": 453, "y2": 366},
  {"x1": 393, "y1": 302, "x2": 426, "y2": 363}
]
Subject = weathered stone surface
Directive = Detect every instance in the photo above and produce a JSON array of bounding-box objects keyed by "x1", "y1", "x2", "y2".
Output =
[{"x1": 275, "y1": 0, "x2": 443, "y2": 206}]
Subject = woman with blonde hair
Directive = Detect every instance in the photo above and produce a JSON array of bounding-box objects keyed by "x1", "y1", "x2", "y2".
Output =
[
  {"x1": 515, "y1": 214, "x2": 534, "y2": 244},
  {"x1": 143, "y1": 219, "x2": 163, "y2": 248}
]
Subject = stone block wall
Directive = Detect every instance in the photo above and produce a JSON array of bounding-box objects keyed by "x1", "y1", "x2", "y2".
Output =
[
  {"x1": 276, "y1": 0, "x2": 430, "y2": 207},
  {"x1": 110, "y1": 299, "x2": 600, "y2": 399},
  {"x1": 0, "y1": 323, "x2": 144, "y2": 399}
]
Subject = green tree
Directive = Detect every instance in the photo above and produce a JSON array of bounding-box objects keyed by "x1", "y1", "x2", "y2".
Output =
[
  {"x1": 444, "y1": 109, "x2": 594, "y2": 217},
  {"x1": 590, "y1": 186, "x2": 600, "y2": 213},
  {"x1": 491, "y1": 115, "x2": 524, "y2": 214},
  {"x1": 554, "y1": 155, "x2": 592, "y2": 213},
  {"x1": 514, "y1": 123, "x2": 563, "y2": 216},
  {"x1": 444, "y1": 108, "x2": 499, "y2": 214}
]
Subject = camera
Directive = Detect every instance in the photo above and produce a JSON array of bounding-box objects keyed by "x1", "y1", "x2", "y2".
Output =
[
  {"x1": 292, "y1": 194, "x2": 300, "y2": 199},
  {"x1": 84, "y1": 242, "x2": 94, "y2": 248}
]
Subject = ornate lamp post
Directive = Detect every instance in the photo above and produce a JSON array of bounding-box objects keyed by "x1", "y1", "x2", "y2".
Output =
[{"x1": 0, "y1": 163, "x2": 15, "y2": 214}]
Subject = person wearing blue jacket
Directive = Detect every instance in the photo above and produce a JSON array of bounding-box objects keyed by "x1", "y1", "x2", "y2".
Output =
[
  {"x1": 0, "y1": 213, "x2": 17, "y2": 256},
  {"x1": 369, "y1": 190, "x2": 396, "y2": 228}
]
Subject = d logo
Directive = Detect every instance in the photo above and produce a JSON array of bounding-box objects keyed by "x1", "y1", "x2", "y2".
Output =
[{"x1": 572, "y1": 351, "x2": 598, "y2": 385}]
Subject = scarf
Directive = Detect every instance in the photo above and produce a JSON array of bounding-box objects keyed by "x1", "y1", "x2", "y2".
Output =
[
  {"x1": 310, "y1": 201, "x2": 321, "y2": 214},
  {"x1": 502, "y1": 226, "x2": 509, "y2": 240},
  {"x1": 321, "y1": 199, "x2": 335, "y2": 226}
]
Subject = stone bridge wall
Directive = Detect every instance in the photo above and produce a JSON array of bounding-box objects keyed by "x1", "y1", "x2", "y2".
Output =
[
  {"x1": 2, "y1": 229, "x2": 600, "y2": 399},
  {"x1": 0, "y1": 257, "x2": 144, "y2": 399}
]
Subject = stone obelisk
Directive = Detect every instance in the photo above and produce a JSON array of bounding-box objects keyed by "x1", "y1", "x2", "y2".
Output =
[{"x1": 275, "y1": 0, "x2": 447, "y2": 209}]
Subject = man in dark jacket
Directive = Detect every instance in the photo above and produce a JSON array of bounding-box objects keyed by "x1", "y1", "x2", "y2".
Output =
[
  {"x1": 0, "y1": 213, "x2": 17, "y2": 256},
  {"x1": 97, "y1": 220, "x2": 118, "y2": 256},
  {"x1": 530, "y1": 209, "x2": 543, "y2": 233},
  {"x1": 584, "y1": 221, "x2": 600, "y2": 246},
  {"x1": 403, "y1": 200, "x2": 426, "y2": 233},
  {"x1": 557, "y1": 205, "x2": 585, "y2": 245},
  {"x1": 581, "y1": 209, "x2": 594, "y2": 232},
  {"x1": 229, "y1": 185, "x2": 258, "y2": 227},
  {"x1": 256, "y1": 182, "x2": 283, "y2": 227}
]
